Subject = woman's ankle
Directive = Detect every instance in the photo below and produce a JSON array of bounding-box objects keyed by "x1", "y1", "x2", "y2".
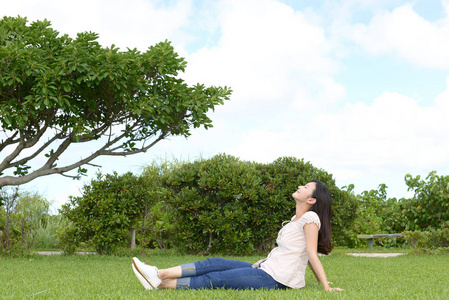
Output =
[
  {"x1": 159, "y1": 266, "x2": 182, "y2": 280},
  {"x1": 159, "y1": 279, "x2": 177, "y2": 289}
]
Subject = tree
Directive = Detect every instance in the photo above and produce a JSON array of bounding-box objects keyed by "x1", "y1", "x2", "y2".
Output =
[{"x1": 0, "y1": 16, "x2": 231, "y2": 187}]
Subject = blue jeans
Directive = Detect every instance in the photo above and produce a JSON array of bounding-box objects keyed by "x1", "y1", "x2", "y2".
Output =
[{"x1": 176, "y1": 257, "x2": 287, "y2": 290}]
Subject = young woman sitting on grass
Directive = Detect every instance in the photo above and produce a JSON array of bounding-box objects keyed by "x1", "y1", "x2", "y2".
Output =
[{"x1": 132, "y1": 180, "x2": 343, "y2": 292}]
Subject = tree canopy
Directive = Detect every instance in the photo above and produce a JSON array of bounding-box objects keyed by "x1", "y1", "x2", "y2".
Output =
[{"x1": 0, "y1": 16, "x2": 231, "y2": 187}]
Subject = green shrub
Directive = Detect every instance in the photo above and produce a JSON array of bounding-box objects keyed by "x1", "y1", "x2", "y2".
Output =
[
  {"x1": 403, "y1": 171, "x2": 449, "y2": 230},
  {"x1": 57, "y1": 155, "x2": 358, "y2": 255},
  {"x1": 256, "y1": 157, "x2": 357, "y2": 249},
  {"x1": 163, "y1": 154, "x2": 260, "y2": 255},
  {"x1": 137, "y1": 161, "x2": 176, "y2": 250},
  {"x1": 32, "y1": 214, "x2": 62, "y2": 249},
  {"x1": 403, "y1": 223, "x2": 449, "y2": 254},
  {"x1": 59, "y1": 172, "x2": 147, "y2": 254},
  {"x1": 162, "y1": 154, "x2": 357, "y2": 255},
  {"x1": 0, "y1": 189, "x2": 57, "y2": 254},
  {"x1": 350, "y1": 184, "x2": 406, "y2": 247},
  {"x1": 57, "y1": 218, "x2": 78, "y2": 255},
  {"x1": 348, "y1": 172, "x2": 449, "y2": 248}
]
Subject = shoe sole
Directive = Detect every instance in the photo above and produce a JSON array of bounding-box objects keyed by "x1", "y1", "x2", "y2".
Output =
[
  {"x1": 132, "y1": 258, "x2": 158, "y2": 289},
  {"x1": 132, "y1": 263, "x2": 152, "y2": 290}
]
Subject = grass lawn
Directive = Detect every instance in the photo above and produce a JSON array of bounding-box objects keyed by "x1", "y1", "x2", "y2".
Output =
[{"x1": 1, "y1": 249, "x2": 447, "y2": 299}]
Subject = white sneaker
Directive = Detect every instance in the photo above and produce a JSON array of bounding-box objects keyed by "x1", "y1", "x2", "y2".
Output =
[
  {"x1": 132, "y1": 257, "x2": 162, "y2": 290},
  {"x1": 132, "y1": 263, "x2": 152, "y2": 290}
]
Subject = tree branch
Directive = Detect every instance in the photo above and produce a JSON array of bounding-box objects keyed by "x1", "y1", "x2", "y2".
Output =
[
  {"x1": 0, "y1": 128, "x2": 168, "y2": 188},
  {"x1": 0, "y1": 131, "x2": 19, "y2": 152},
  {"x1": 0, "y1": 135, "x2": 26, "y2": 173},
  {"x1": 0, "y1": 110, "x2": 56, "y2": 173},
  {"x1": 7, "y1": 133, "x2": 63, "y2": 168},
  {"x1": 102, "y1": 130, "x2": 169, "y2": 156}
]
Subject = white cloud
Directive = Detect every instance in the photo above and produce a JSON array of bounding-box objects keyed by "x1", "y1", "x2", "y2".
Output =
[
  {"x1": 307, "y1": 84, "x2": 449, "y2": 176},
  {"x1": 2, "y1": 0, "x2": 193, "y2": 51},
  {"x1": 222, "y1": 77, "x2": 449, "y2": 196},
  {"x1": 184, "y1": 0, "x2": 344, "y2": 110},
  {"x1": 435, "y1": 76, "x2": 449, "y2": 107},
  {"x1": 348, "y1": 3, "x2": 449, "y2": 69}
]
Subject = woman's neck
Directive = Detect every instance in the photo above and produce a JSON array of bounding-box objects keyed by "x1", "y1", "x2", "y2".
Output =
[{"x1": 294, "y1": 203, "x2": 310, "y2": 221}]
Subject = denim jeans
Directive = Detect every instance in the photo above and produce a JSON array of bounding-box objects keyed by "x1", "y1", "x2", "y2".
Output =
[{"x1": 176, "y1": 257, "x2": 287, "y2": 290}]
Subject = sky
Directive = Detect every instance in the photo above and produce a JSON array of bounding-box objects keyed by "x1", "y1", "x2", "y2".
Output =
[{"x1": 2, "y1": 0, "x2": 449, "y2": 212}]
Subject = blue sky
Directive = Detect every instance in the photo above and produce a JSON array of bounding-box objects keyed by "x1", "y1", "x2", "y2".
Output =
[{"x1": 2, "y1": 0, "x2": 449, "y2": 212}]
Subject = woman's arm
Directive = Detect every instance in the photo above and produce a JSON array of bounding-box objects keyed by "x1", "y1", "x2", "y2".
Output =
[
  {"x1": 308, "y1": 260, "x2": 335, "y2": 286},
  {"x1": 307, "y1": 261, "x2": 320, "y2": 283},
  {"x1": 304, "y1": 223, "x2": 343, "y2": 292}
]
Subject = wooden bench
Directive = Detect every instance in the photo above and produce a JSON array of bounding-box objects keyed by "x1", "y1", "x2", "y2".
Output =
[{"x1": 357, "y1": 234, "x2": 403, "y2": 249}]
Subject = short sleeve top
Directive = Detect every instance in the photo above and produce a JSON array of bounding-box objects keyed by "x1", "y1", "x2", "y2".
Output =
[{"x1": 259, "y1": 211, "x2": 321, "y2": 288}]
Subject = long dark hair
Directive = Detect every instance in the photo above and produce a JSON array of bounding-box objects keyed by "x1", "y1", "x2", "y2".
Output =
[{"x1": 309, "y1": 179, "x2": 333, "y2": 255}]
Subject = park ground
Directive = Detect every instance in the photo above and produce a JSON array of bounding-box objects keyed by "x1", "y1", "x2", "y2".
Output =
[{"x1": 1, "y1": 248, "x2": 448, "y2": 299}]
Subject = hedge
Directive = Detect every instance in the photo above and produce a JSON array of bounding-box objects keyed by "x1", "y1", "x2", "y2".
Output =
[{"x1": 162, "y1": 154, "x2": 357, "y2": 255}]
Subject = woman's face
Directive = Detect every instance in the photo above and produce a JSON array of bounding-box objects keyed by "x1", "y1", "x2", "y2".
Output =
[{"x1": 292, "y1": 182, "x2": 317, "y2": 202}]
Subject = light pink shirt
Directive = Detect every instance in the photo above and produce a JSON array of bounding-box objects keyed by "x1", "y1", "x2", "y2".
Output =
[{"x1": 260, "y1": 211, "x2": 321, "y2": 288}]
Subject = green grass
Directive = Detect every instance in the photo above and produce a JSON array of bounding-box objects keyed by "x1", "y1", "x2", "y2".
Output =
[{"x1": 1, "y1": 249, "x2": 448, "y2": 299}]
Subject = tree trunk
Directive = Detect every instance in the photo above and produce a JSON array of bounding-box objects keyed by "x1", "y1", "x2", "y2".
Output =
[
  {"x1": 21, "y1": 217, "x2": 25, "y2": 247},
  {"x1": 129, "y1": 229, "x2": 136, "y2": 250},
  {"x1": 5, "y1": 214, "x2": 10, "y2": 249}
]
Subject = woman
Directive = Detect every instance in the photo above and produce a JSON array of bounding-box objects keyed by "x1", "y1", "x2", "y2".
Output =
[{"x1": 132, "y1": 180, "x2": 343, "y2": 292}]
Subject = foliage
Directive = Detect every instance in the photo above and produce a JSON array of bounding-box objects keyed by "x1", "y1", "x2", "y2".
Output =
[
  {"x1": 352, "y1": 184, "x2": 388, "y2": 235},
  {"x1": 162, "y1": 154, "x2": 357, "y2": 255},
  {"x1": 0, "y1": 186, "x2": 21, "y2": 251},
  {"x1": 59, "y1": 172, "x2": 148, "y2": 254},
  {"x1": 0, "y1": 16, "x2": 231, "y2": 187},
  {"x1": 137, "y1": 201, "x2": 174, "y2": 250},
  {"x1": 403, "y1": 222, "x2": 449, "y2": 254},
  {"x1": 402, "y1": 231, "x2": 427, "y2": 254},
  {"x1": 349, "y1": 184, "x2": 405, "y2": 247},
  {"x1": 56, "y1": 217, "x2": 77, "y2": 255},
  {"x1": 162, "y1": 154, "x2": 260, "y2": 254},
  {"x1": 401, "y1": 171, "x2": 449, "y2": 230},
  {"x1": 255, "y1": 157, "x2": 357, "y2": 250},
  {"x1": 346, "y1": 170, "x2": 449, "y2": 249},
  {"x1": 32, "y1": 214, "x2": 63, "y2": 249},
  {"x1": 137, "y1": 161, "x2": 175, "y2": 251},
  {"x1": 0, "y1": 188, "x2": 56, "y2": 253}
]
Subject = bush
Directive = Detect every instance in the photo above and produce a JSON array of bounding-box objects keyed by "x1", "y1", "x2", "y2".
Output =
[
  {"x1": 163, "y1": 154, "x2": 260, "y2": 255},
  {"x1": 57, "y1": 218, "x2": 78, "y2": 255},
  {"x1": 0, "y1": 189, "x2": 57, "y2": 254},
  {"x1": 256, "y1": 157, "x2": 357, "y2": 249},
  {"x1": 59, "y1": 172, "x2": 147, "y2": 254},
  {"x1": 32, "y1": 214, "x2": 62, "y2": 250},
  {"x1": 137, "y1": 161, "x2": 175, "y2": 251},
  {"x1": 348, "y1": 172, "x2": 449, "y2": 248},
  {"x1": 57, "y1": 155, "x2": 358, "y2": 255},
  {"x1": 402, "y1": 171, "x2": 449, "y2": 230},
  {"x1": 162, "y1": 154, "x2": 357, "y2": 255},
  {"x1": 350, "y1": 184, "x2": 406, "y2": 247},
  {"x1": 403, "y1": 222, "x2": 449, "y2": 254}
]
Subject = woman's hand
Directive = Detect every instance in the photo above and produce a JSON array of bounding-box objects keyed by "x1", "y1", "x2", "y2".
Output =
[
  {"x1": 252, "y1": 259, "x2": 266, "y2": 268},
  {"x1": 322, "y1": 281, "x2": 344, "y2": 291},
  {"x1": 327, "y1": 287, "x2": 344, "y2": 292}
]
